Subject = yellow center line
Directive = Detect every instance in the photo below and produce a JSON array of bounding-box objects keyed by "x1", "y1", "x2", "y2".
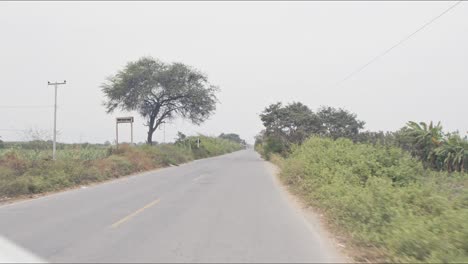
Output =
[{"x1": 110, "y1": 198, "x2": 161, "y2": 229}]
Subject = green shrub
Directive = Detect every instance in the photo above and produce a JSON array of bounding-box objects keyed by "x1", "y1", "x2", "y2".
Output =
[
  {"x1": 0, "y1": 177, "x2": 30, "y2": 196},
  {"x1": 141, "y1": 144, "x2": 194, "y2": 166},
  {"x1": 280, "y1": 136, "x2": 468, "y2": 263}
]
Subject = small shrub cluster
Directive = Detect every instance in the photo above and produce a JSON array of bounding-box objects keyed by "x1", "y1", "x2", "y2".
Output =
[
  {"x1": 279, "y1": 137, "x2": 468, "y2": 263},
  {"x1": 0, "y1": 137, "x2": 243, "y2": 199}
]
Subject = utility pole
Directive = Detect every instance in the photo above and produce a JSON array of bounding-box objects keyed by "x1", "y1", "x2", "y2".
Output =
[{"x1": 47, "y1": 80, "x2": 66, "y2": 161}]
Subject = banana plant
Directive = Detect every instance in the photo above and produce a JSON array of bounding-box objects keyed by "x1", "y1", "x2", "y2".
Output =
[
  {"x1": 405, "y1": 121, "x2": 444, "y2": 168},
  {"x1": 447, "y1": 134, "x2": 467, "y2": 173},
  {"x1": 435, "y1": 133, "x2": 467, "y2": 173}
]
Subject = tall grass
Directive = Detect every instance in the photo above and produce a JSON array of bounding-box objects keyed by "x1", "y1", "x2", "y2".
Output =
[
  {"x1": 0, "y1": 137, "x2": 243, "y2": 199},
  {"x1": 277, "y1": 137, "x2": 467, "y2": 263}
]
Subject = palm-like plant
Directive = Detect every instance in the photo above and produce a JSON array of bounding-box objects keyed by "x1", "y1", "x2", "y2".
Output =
[
  {"x1": 406, "y1": 121, "x2": 443, "y2": 145},
  {"x1": 447, "y1": 134, "x2": 467, "y2": 173},
  {"x1": 435, "y1": 133, "x2": 467, "y2": 173},
  {"x1": 405, "y1": 121, "x2": 444, "y2": 168},
  {"x1": 435, "y1": 143, "x2": 455, "y2": 172}
]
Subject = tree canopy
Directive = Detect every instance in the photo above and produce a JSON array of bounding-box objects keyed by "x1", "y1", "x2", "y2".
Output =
[
  {"x1": 257, "y1": 102, "x2": 365, "y2": 157},
  {"x1": 218, "y1": 133, "x2": 246, "y2": 145},
  {"x1": 260, "y1": 102, "x2": 322, "y2": 145},
  {"x1": 102, "y1": 57, "x2": 218, "y2": 144},
  {"x1": 317, "y1": 106, "x2": 365, "y2": 140}
]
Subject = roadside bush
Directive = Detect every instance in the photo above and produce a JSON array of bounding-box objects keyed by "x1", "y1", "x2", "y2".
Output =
[
  {"x1": 141, "y1": 144, "x2": 193, "y2": 166},
  {"x1": 0, "y1": 151, "x2": 29, "y2": 175},
  {"x1": 280, "y1": 136, "x2": 468, "y2": 263},
  {"x1": 189, "y1": 136, "x2": 243, "y2": 159},
  {"x1": 0, "y1": 136, "x2": 243, "y2": 199},
  {"x1": 254, "y1": 135, "x2": 289, "y2": 160}
]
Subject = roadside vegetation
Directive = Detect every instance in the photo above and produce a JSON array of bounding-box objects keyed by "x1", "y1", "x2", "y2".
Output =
[
  {"x1": 255, "y1": 102, "x2": 467, "y2": 263},
  {"x1": 0, "y1": 134, "x2": 244, "y2": 200},
  {"x1": 0, "y1": 56, "x2": 245, "y2": 200}
]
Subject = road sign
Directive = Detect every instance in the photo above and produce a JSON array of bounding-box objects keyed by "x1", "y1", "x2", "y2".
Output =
[{"x1": 116, "y1": 117, "x2": 134, "y2": 123}]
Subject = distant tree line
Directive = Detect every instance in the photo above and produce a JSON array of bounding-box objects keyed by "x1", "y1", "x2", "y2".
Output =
[
  {"x1": 255, "y1": 102, "x2": 467, "y2": 172},
  {"x1": 218, "y1": 133, "x2": 246, "y2": 145},
  {"x1": 175, "y1": 131, "x2": 246, "y2": 148}
]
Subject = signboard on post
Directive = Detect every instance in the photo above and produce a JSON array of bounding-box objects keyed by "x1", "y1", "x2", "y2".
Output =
[
  {"x1": 116, "y1": 117, "x2": 134, "y2": 123},
  {"x1": 116, "y1": 116, "x2": 134, "y2": 147}
]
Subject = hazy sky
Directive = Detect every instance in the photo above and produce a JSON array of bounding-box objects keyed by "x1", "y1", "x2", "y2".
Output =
[{"x1": 0, "y1": 1, "x2": 467, "y2": 144}]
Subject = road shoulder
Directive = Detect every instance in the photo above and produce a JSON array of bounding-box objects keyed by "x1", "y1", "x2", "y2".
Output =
[{"x1": 264, "y1": 161, "x2": 353, "y2": 263}]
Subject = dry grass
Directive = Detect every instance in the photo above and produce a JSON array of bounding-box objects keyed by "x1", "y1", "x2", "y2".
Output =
[{"x1": 0, "y1": 138, "x2": 243, "y2": 200}]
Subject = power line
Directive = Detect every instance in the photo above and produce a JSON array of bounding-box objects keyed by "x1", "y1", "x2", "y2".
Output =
[{"x1": 331, "y1": 0, "x2": 463, "y2": 88}]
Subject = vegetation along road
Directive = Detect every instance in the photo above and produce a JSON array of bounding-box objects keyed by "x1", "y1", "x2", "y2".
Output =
[{"x1": 0, "y1": 149, "x2": 344, "y2": 263}]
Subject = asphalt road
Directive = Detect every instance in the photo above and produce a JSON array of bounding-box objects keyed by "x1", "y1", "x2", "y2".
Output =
[{"x1": 0, "y1": 149, "x2": 343, "y2": 263}]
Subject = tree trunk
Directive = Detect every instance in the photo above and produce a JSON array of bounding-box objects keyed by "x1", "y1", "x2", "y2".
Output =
[
  {"x1": 147, "y1": 115, "x2": 157, "y2": 145},
  {"x1": 147, "y1": 129, "x2": 154, "y2": 145}
]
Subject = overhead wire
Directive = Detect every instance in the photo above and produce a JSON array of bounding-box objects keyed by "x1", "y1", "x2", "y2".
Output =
[{"x1": 330, "y1": 0, "x2": 463, "y2": 88}]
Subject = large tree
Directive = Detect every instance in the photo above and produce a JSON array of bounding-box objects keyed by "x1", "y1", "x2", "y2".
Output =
[
  {"x1": 317, "y1": 106, "x2": 365, "y2": 140},
  {"x1": 260, "y1": 102, "x2": 322, "y2": 146},
  {"x1": 102, "y1": 57, "x2": 218, "y2": 144}
]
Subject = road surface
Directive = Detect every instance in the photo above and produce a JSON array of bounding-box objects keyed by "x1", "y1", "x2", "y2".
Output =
[{"x1": 0, "y1": 149, "x2": 343, "y2": 263}]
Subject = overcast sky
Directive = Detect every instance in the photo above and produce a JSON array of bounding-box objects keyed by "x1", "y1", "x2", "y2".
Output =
[{"x1": 0, "y1": 1, "x2": 467, "y2": 144}]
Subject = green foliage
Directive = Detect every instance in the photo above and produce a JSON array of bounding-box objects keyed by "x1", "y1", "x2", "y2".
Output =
[
  {"x1": 435, "y1": 133, "x2": 467, "y2": 173},
  {"x1": 0, "y1": 136, "x2": 242, "y2": 199},
  {"x1": 0, "y1": 146, "x2": 109, "y2": 161},
  {"x1": 101, "y1": 56, "x2": 219, "y2": 144},
  {"x1": 218, "y1": 133, "x2": 246, "y2": 145},
  {"x1": 355, "y1": 130, "x2": 398, "y2": 146},
  {"x1": 402, "y1": 121, "x2": 444, "y2": 167},
  {"x1": 189, "y1": 136, "x2": 243, "y2": 159},
  {"x1": 260, "y1": 102, "x2": 322, "y2": 148},
  {"x1": 257, "y1": 102, "x2": 365, "y2": 158},
  {"x1": 258, "y1": 134, "x2": 290, "y2": 159},
  {"x1": 256, "y1": 102, "x2": 467, "y2": 261},
  {"x1": 317, "y1": 106, "x2": 365, "y2": 140},
  {"x1": 397, "y1": 121, "x2": 467, "y2": 172},
  {"x1": 279, "y1": 137, "x2": 468, "y2": 263},
  {"x1": 174, "y1": 131, "x2": 187, "y2": 143}
]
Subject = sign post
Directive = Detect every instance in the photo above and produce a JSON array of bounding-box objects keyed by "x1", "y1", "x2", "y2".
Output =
[{"x1": 116, "y1": 117, "x2": 134, "y2": 147}]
